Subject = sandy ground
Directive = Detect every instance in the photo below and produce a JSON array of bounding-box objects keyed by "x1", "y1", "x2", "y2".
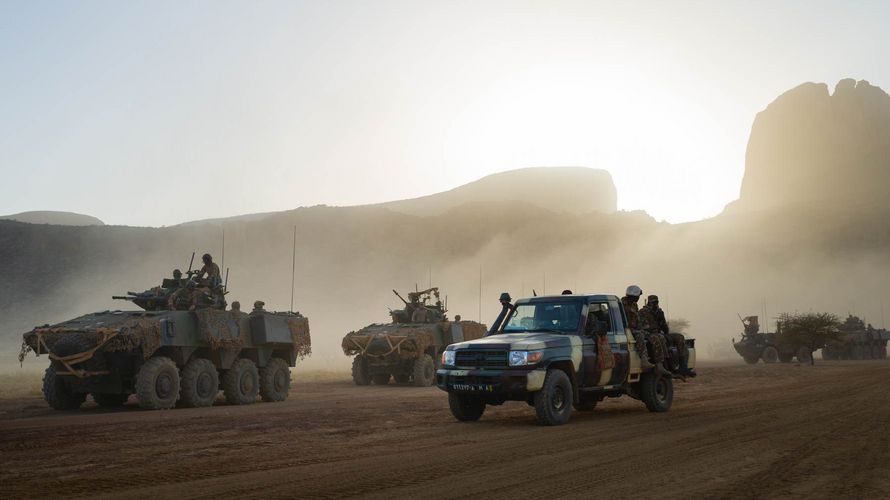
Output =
[{"x1": 1, "y1": 361, "x2": 889, "y2": 499}]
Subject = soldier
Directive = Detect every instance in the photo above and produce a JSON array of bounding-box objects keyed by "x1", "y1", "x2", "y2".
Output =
[
  {"x1": 168, "y1": 279, "x2": 200, "y2": 311},
  {"x1": 742, "y1": 316, "x2": 760, "y2": 337},
  {"x1": 195, "y1": 253, "x2": 221, "y2": 288},
  {"x1": 642, "y1": 295, "x2": 695, "y2": 377},
  {"x1": 231, "y1": 301, "x2": 241, "y2": 313},
  {"x1": 621, "y1": 285, "x2": 654, "y2": 369}
]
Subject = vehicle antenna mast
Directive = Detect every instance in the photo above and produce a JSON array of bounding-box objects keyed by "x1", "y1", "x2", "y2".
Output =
[{"x1": 290, "y1": 226, "x2": 296, "y2": 313}]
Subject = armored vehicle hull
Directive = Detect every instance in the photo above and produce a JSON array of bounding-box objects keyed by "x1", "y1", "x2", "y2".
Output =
[
  {"x1": 21, "y1": 307, "x2": 311, "y2": 410},
  {"x1": 822, "y1": 331, "x2": 889, "y2": 360},
  {"x1": 343, "y1": 321, "x2": 486, "y2": 386}
]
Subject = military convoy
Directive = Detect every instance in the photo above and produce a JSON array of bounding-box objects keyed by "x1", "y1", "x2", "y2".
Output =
[
  {"x1": 822, "y1": 315, "x2": 889, "y2": 360},
  {"x1": 732, "y1": 315, "x2": 813, "y2": 364},
  {"x1": 437, "y1": 293, "x2": 696, "y2": 425},
  {"x1": 19, "y1": 264, "x2": 311, "y2": 411},
  {"x1": 341, "y1": 287, "x2": 487, "y2": 386}
]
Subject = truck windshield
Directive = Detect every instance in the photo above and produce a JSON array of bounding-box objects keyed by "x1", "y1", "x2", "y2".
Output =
[{"x1": 503, "y1": 302, "x2": 582, "y2": 333}]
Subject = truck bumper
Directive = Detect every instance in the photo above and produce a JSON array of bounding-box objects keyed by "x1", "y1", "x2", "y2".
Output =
[{"x1": 436, "y1": 368, "x2": 545, "y2": 400}]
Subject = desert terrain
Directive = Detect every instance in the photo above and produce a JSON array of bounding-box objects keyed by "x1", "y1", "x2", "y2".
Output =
[{"x1": 2, "y1": 360, "x2": 888, "y2": 499}]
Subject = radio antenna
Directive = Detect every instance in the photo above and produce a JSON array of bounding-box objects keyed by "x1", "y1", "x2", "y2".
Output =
[
  {"x1": 220, "y1": 228, "x2": 225, "y2": 274},
  {"x1": 290, "y1": 226, "x2": 297, "y2": 313}
]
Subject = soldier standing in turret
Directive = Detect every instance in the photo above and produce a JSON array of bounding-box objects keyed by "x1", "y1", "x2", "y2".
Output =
[{"x1": 195, "y1": 253, "x2": 221, "y2": 288}]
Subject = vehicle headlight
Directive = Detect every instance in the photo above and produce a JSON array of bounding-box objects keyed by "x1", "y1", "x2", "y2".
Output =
[
  {"x1": 509, "y1": 350, "x2": 543, "y2": 366},
  {"x1": 442, "y1": 350, "x2": 456, "y2": 366}
]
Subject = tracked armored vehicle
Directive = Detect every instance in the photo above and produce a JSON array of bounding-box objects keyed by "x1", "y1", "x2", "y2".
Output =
[
  {"x1": 342, "y1": 288, "x2": 486, "y2": 387},
  {"x1": 822, "y1": 315, "x2": 889, "y2": 360},
  {"x1": 19, "y1": 267, "x2": 311, "y2": 411}
]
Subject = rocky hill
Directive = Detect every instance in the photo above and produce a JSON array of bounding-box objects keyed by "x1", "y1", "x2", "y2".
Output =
[{"x1": 0, "y1": 211, "x2": 104, "y2": 226}]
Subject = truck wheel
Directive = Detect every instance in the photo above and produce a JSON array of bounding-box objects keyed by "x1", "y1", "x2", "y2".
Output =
[
  {"x1": 448, "y1": 393, "x2": 485, "y2": 421},
  {"x1": 222, "y1": 358, "x2": 259, "y2": 405},
  {"x1": 180, "y1": 358, "x2": 220, "y2": 407},
  {"x1": 43, "y1": 367, "x2": 86, "y2": 410},
  {"x1": 393, "y1": 374, "x2": 411, "y2": 384},
  {"x1": 742, "y1": 354, "x2": 759, "y2": 364},
  {"x1": 351, "y1": 356, "x2": 371, "y2": 386},
  {"x1": 259, "y1": 358, "x2": 290, "y2": 402},
  {"x1": 413, "y1": 354, "x2": 435, "y2": 387},
  {"x1": 573, "y1": 399, "x2": 597, "y2": 412},
  {"x1": 534, "y1": 369, "x2": 573, "y2": 426},
  {"x1": 640, "y1": 370, "x2": 673, "y2": 412},
  {"x1": 372, "y1": 373, "x2": 391, "y2": 385},
  {"x1": 92, "y1": 393, "x2": 129, "y2": 408},
  {"x1": 761, "y1": 346, "x2": 779, "y2": 363},
  {"x1": 135, "y1": 357, "x2": 180, "y2": 410},
  {"x1": 796, "y1": 347, "x2": 812, "y2": 364}
]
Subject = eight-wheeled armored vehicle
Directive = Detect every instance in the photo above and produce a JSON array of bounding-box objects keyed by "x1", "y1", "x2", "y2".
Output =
[
  {"x1": 732, "y1": 315, "x2": 813, "y2": 364},
  {"x1": 342, "y1": 287, "x2": 486, "y2": 386},
  {"x1": 437, "y1": 293, "x2": 696, "y2": 425},
  {"x1": 20, "y1": 269, "x2": 311, "y2": 411},
  {"x1": 822, "y1": 315, "x2": 889, "y2": 360}
]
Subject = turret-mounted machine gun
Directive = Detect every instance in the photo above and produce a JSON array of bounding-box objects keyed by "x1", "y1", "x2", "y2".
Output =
[{"x1": 390, "y1": 287, "x2": 447, "y2": 324}]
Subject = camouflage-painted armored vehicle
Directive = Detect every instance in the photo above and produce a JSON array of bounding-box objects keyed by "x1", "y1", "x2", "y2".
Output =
[
  {"x1": 19, "y1": 271, "x2": 311, "y2": 411},
  {"x1": 437, "y1": 293, "x2": 696, "y2": 425},
  {"x1": 342, "y1": 287, "x2": 486, "y2": 387},
  {"x1": 822, "y1": 315, "x2": 889, "y2": 360},
  {"x1": 732, "y1": 315, "x2": 813, "y2": 364}
]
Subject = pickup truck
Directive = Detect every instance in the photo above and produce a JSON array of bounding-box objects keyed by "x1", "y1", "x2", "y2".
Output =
[{"x1": 436, "y1": 293, "x2": 695, "y2": 425}]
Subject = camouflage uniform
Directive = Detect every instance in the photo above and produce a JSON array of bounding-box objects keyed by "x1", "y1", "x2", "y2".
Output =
[
  {"x1": 638, "y1": 303, "x2": 668, "y2": 363},
  {"x1": 621, "y1": 296, "x2": 651, "y2": 362}
]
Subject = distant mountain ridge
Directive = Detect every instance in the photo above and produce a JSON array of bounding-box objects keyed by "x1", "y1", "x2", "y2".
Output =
[{"x1": 0, "y1": 211, "x2": 104, "y2": 226}]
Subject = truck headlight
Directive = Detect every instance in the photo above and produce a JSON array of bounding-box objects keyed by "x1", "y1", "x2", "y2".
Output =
[
  {"x1": 442, "y1": 350, "x2": 456, "y2": 366},
  {"x1": 509, "y1": 350, "x2": 542, "y2": 366}
]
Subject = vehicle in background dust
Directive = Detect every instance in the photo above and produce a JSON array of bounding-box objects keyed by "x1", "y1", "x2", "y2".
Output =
[
  {"x1": 732, "y1": 315, "x2": 814, "y2": 364},
  {"x1": 341, "y1": 287, "x2": 487, "y2": 387},
  {"x1": 822, "y1": 315, "x2": 889, "y2": 360},
  {"x1": 437, "y1": 293, "x2": 697, "y2": 425},
  {"x1": 19, "y1": 264, "x2": 311, "y2": 411}
]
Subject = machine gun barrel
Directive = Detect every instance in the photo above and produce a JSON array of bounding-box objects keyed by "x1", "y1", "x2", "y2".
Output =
[
  {"x1": 112, "y1": 296, "x2": 136, "y2": 301},
  {"x1": 186, "y1": 251, "x2": 196, "y2": 276},
  {"x1": 392, "y1": 289, "x2": 409, "y2": 305}
]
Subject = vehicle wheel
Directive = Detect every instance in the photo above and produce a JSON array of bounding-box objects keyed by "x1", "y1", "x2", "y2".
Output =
[
  {"x1": 573, "y1": 398, "x2": 597, "y2": 412},
  {"x1": 761, "y1": 346, "x2": 779, "y2": 363},
  {"x1": 873, "y1": 345, "x2": 883, "y2": 360},
  {"x1": 796, "y1": 347, "x2": 812, "y2": 364},
  {"x1": 393, "y1": 374, "x2": 411, "y2": 384},
  {"x1": 640, "y1": 370, "x2": 673, "y2": 413},
  {"x1": 881, "y1": 346, "x2": 888, "y2": 360},
  {"x1": 180, "y1": 358, "x2": 220, "y2": 407},
  {"x1": 742, "y1": 354, "x2": 759, "y2": 365},
  {"x1": 778, "y1": 352, "x2": 794, "y2": 363},
  {"x1": 259, "y1": 358, "x2": 290, "y2": 402},
  {"x1": 413, "y1": 354, "x2": 435, "y2": 387},
  {"x1": 352, "y1": 356, "x2": 371, "y2": 386},
  {"x1": 92, "y1": 393, "x2": 129, "y2": 408},
  {"x1": 50, "y1": 335, "x2": 105, "y2": 374},
  {"x1": 42, "y1": 367, "x2": 86, "y2": 410},
  {"x1": 534, "y1": 369, "x2": 573, "y2": 426},
  {"x1": 448, "y1": 393, "x2": 485, "y2": 421},
  {"x1": 222, "y1": 358, "x2": 259, "y2": 405},
  {"x1": 372, "y1": 373, "x2": 391, "y2": 385},
  {"x1": 135, "y1": 357, "x2": 180, "y2": 410}
]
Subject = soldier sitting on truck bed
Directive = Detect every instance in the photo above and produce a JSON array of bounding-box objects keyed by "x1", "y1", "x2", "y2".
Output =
[
  {"x1": 641, "y1": 295, "x2": 695, "y2": 377},
  {"x1": 621, "y1": 285, "x2": 654, "y2": 369}
]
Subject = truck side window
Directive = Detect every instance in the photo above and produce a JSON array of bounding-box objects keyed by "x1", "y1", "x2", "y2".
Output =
[{"x1": 586, "y1": 302, "x2": 612, "y2": 334}]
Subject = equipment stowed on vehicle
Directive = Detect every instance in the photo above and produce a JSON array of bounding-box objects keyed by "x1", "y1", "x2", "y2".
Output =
[
  {"x1": 732, "y1": 314, "x2": 818, "y2": 364},
  {"x1": 18, "y1": 259, "x2": 311, "y2": 411},
  {"x1": 437, "y1": 292, "x2": 697, "y2": 426},
  {"x1": 341, "y1": 287, "x2": 487, "y2": 387}
]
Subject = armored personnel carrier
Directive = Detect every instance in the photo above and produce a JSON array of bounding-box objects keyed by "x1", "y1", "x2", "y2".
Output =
[
  {"x1": 732, "y1": 315, "x2": 811, "y2": 364},
  {"x1": 19, "y1": 265, "x2": 311, "y2": 411},
  {"x1": 342, "y1": 287, "x2": 486, "y2": 387},
  {"x1": 822, "y1": 315, "x2": 889, "y2": 360}
]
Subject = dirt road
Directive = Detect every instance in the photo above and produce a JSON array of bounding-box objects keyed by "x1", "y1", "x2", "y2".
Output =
[{"x1": 1, "y1": 361, "x2": 889, "y2": 499}]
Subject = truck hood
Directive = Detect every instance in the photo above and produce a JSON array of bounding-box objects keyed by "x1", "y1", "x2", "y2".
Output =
[{"x1": 451, "y1": 332, "x2": 574, "y2": 351}]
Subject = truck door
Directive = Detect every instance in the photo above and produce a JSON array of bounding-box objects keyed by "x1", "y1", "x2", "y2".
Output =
[
  {"x1": 606, "y1": 298, "x2": 629, "y2": 385},
  {"x1": 579, "y1": 304, "x2": 600, "y2": 388}
]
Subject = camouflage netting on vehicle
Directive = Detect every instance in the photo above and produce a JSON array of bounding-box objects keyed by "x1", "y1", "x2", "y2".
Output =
[
  {"x1": 457, "y1": 321, "x2": 487, "y2": 342},
  {"x1": 287, "y1": 316, "x2": 312, "y2": 359},
  {"x1": 195, "y1": 309, "x2": 246, "y2": 350},
  {"x1": 342, "y1": 325, "x2": 436, "y2": 359},
  {"x1": 19, "y1": 319, "x2": 163, "y2": 363}
]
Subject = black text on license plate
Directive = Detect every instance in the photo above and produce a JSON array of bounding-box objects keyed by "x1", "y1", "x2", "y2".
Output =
[{"x1": 452, "y1": 383, "x2": 493, "y2": 392}]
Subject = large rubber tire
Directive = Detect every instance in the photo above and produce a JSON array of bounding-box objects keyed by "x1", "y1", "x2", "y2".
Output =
[
  {"x1": 180, "y1": 358, "x2": 219, "y2": 407},
  {"x1": 448, "y1": 393, "x2": 485, "y2": 422},
  {"x1": 742, "y1": 354, "x2": 760, "y2": 365},
  {"x1": 259, "y1": 358, "x2": 291, "y2": 402},
  {"x1": 640, "y1": 370, "x2": 673, "y2": 413},
  {"x1": 352, "y1": 356, "x2": 371, "y2": 386},
  {"x1": 222, "y1": 358, "x2": 259, "y2": 405},
  {"x1": 393, "y1": 374, "x2": 411, "y2": 384},
  {"x1": 413, "y1": 354, "x2": 436, "y2": 387},
  {"x1": 573, "y1": 398, "x2": 598, "y2": 412},
  {"x1": 534, "y1": 369, "x2": 573, "y2": 426},
  {"x1": 881, "y1": 346, "x2": 888, "y2": 360},
  {"x1": 796, "y1": 347, "x2": 813, "y2": 364},
  {"x1": 761, "y1": 346, "x2": 779, "y2": 364},
  {"x1": 42, "y1": 367, "x2": 86, "y2": 410},
  {"x1": 372, "y1": 373, "x2": 391, "y2": 385},
  {"x1": 135, "y1": 357, "x2": 180, "y2": 410},
  {"x1": 91, "y1": 393, "x2": 129, "y2": 408},
  {"x1": 873, "y1": 345, "x2": 883, "y2": 360}
]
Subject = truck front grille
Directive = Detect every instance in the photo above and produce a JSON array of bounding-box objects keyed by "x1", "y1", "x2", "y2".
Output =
[{"x1": 455, "y1": 350, "x2": 508, "y2": 368}]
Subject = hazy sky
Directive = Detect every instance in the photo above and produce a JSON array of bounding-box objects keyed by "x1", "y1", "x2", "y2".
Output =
[{"x1": 1, "y1": 0, "x2": 888, "y2": 227}]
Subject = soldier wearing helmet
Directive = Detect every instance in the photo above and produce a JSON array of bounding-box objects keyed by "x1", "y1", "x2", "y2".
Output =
[
  {"x1": 195, "y1": 253, "x2": 221, "y2": 289},
  {"x1": 621, "y1": 285, "x2": 654, "y2": 369}
]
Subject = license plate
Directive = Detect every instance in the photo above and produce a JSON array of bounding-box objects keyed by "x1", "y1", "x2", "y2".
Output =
[{"x1": 452, "y1": 383, "x2": 494, "y2": 392}]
